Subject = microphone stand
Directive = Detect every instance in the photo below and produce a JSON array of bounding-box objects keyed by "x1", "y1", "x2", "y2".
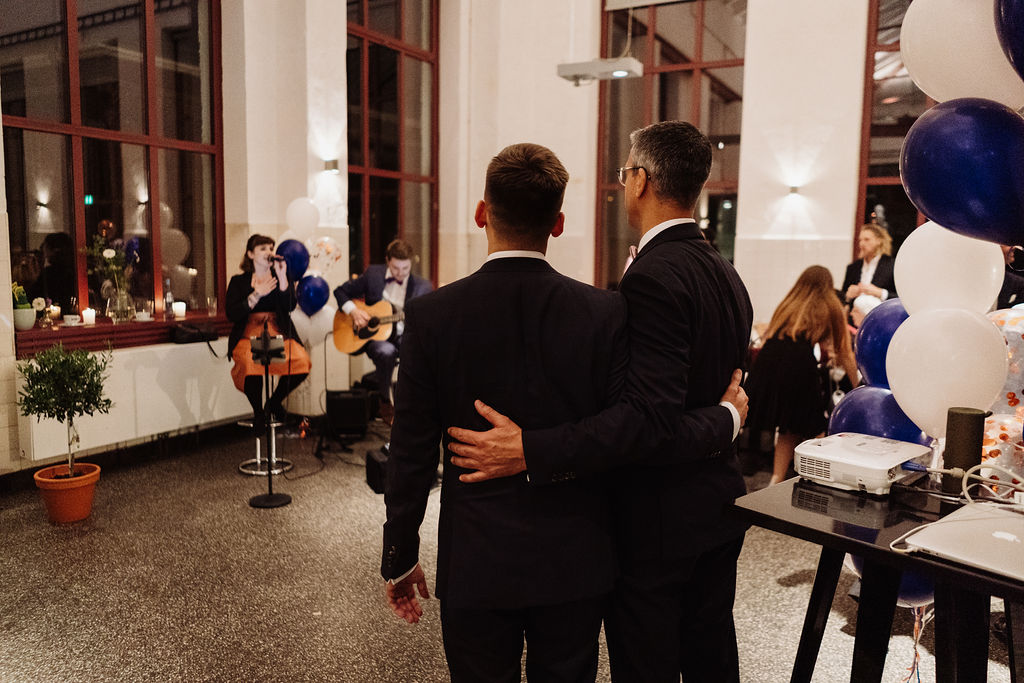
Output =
[{"x1": 249, "y1": 318, "x2": 291, "y2": 508}]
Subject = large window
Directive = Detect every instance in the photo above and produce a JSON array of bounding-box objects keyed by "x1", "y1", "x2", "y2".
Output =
[
  {"x1": 596, "y1": 1, "x2": 746, "y2": 289},
  {"x1": 2, "y1": 0, "x2": 222, "y2": 346},
  {"x1": 857, "y1": 0, "x2": 928, "y2": 256},
  {"x1": 347, "y1": 0, "x2": 437, "y2": 282}
]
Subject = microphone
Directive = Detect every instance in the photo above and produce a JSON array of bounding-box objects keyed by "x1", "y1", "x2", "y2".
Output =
[{"x1": 269, "y1": 255, "x2": 286, "y2": 263}]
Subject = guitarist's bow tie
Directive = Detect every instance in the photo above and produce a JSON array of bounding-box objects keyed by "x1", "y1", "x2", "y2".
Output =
[{"x1": 385, "y1": 276, "x2": 404, "y2": 285}]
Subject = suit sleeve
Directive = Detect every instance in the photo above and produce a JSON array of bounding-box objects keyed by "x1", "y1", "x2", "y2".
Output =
[
  {"x1": 523, "y1": 270, "x2": 735, "y2": 483},
  {"x1": 334, "y1": 271, "x2": 369, "y2": 308},
  {"x1": 841, "y1": 262, "x2": 858, "y2": 301},
  {"x1": 381, "y1": 299, "x2": 442, "y2": 580}
]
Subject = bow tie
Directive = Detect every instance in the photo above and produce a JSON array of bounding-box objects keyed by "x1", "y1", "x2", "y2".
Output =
[{"x1": 386, "y1": 276, "x2": 404, "y2": 286}]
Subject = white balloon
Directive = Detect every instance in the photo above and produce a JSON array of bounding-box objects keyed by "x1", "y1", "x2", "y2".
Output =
[
  {"x1": 886, "y1": 309, "x2": 1008, "y2": 437},
  {"x1": 285, "y1": 198, "x2": 320, "y2": 240},
  {"x1": 309, "y1": 302, "x2": 337, "y2": 345},
  {"x1": 161, "y1": 228, "x2": 190, "y2": 266},
  {"x1": 893, "y1": 222, "x2": 1004, "y2": 315},
  {"x1": 290, "y1": 309, "x2": 314, "y2": 347},
  {"x1": 900, "y1": 0, "x2": 1024, "y2": 109}
]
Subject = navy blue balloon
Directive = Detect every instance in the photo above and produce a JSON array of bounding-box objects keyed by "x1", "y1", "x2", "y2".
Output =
[
  {"x1": 854, "y1": 298, "x2": 909, "y2": 389},
  {"x1": 828, "y1": 386, "x2": 931, "y2": 446},
  {"x1": 849, "y1": 554, "x2": 934, "y2": 608},
  {"x1": 900, "y1": 98, "x2": 1024, "y2": 246},
  {"x1": 296, "y1": 275, "x2": 329, "y2": 316},
  {"x1": 276, "y1": 239, "x2": 310, "y2": 281},
  {"x1": 997, "y1": 0, "x2": 1024, "y2": 83}
]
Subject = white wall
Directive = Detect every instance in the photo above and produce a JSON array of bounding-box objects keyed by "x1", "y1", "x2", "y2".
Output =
[
  {"x1": 733, "y1": 0, "x2": 868, "y2": 324},
  {"x1": 437, "y1": 0, "x2": 602, "y2": 286}
]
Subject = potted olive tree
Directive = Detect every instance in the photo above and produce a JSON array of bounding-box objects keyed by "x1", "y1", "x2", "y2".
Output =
[{"x1": 17, "y1": 343, "x2": 113, "y2": 523}]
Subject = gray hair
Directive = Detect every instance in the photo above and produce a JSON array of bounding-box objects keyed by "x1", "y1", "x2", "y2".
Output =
[{"x1": 629, "y1": 121, "x2": 712, "y2": 210}]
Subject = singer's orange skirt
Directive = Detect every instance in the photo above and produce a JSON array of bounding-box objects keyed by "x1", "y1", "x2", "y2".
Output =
[{"x1": 230, "y1": 313, "x2": 311, "y2": 392}]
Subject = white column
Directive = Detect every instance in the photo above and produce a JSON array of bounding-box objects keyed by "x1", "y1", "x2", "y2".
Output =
[{"x1": 734, "y1": 0, "x2": 869, "y2": 324}]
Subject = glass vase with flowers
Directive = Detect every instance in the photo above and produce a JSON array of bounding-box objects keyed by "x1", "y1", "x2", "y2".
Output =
[{"x1": 85, "y1": 235, "x2": 139, "y2": 324}]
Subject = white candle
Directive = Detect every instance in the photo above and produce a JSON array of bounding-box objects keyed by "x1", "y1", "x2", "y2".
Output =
[
  {"x1": 172, "y1": 301, "x2": 187, "y2": 319},
  {"x1": 81, "y1": 308, "x2": 96, "y2": 325}
]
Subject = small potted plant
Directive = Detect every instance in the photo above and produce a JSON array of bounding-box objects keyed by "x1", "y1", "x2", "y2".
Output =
[
  {"x1": 17, "y1": 343, "x2": 113, "y2": 523},
  {"x1": 11, "y1": 282, "x2": 36, "y2": 330}
]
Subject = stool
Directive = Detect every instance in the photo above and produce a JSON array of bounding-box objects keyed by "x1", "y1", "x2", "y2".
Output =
[{"x1": 237, "y1": 419, "x2": 293, "y2": 476}]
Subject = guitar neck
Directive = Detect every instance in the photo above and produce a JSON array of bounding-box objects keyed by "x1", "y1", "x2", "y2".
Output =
[{"x1": 374, "y1": 313, "x2": 404, "y2": 324}]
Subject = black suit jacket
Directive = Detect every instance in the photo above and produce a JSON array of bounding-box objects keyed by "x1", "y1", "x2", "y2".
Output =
[
  {"x1": 333, "y1": 264, "x2": 433, "y2": 311},
  {"x1": 842, "y1": 254, "x2": 897, "y2": 302},
  {"x1": 381, "y1": 257, "x2": 628, "y2": 609},
  {"x1": 524, "y1": 221, "x2": 753, "y2": 559}
]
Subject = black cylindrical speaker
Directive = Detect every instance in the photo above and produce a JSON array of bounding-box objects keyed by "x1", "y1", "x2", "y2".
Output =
[{"x1": 941, "y1": 407, "x2": 986, "y2": 494}]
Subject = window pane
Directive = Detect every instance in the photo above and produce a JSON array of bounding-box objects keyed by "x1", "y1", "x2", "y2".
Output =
[
  {"x1": 159, "y1": 149, "x2": 214, "y2": 311},
  {"x1": 865, "y1": 184, "x2": 919, "y2": 255},
  {"x1": 699, "y1": 0, "x2": 746, "y2": 61},
  {"x1": 348, "y1": 172, "x2": 364, "y2": 275},
  {"x1": 401, "y1": 181, "x2": 431, "y2": 278},
  {"x1": 402, "y1": 0, "x2": 431, "y2": 50},
  {"x1": 704, "y1": 193, "x2": 737, "y2": 262},
  {"x1": 402, "y1": 56, "x2": 431, "y2": 176},
  {"x1": 701, "y1": 66, "x2": 743, "y2": 184},
  {"x1": 348, "y1": 36, "x2": 363, "y2": 167},
  {"x1": 870, "y1": 51, "x2": 927, "y2": 177},
  {"x1": 0, "y1": 0, "x2": 69, "y2": 121},
  {"x1": 369, "y1": 176, "x2": 398, "y2": 264},
  {"x1": 82, "y1": 138, "x2": 152, "y2": 309},
  {"x1": 599, "y1": 189, "x2": 631, "y2": 291},
  {"x1": 652, "y1": 4, "x2": 694, "y2": 65},
  {"x1": 878, "y1": 0, "x2": 910, "y2": 45},
  {"x1": 348, "y1": 0, "x2": 363, "y2": 24},
  {"x1": 155, "y1": 0, "x2": 212, "y2": 143},
  {"x1": 368, "y1": 0, "x2": 399, "y2": 39},
  {"x1": 607, "y1": 8, "x2": 649, "y2": 62},
  {"x1": 4, "y1": 128, "x2": 76, "y2": 310},
  {"x1": 368, "y1": 44, "x2": 399, "y2": 170},
  {"x1": 652, "y1": 70, "x2": 694, "y2": 124},
  {"x1": 78, "y1": 0, "x2": 145, "y2": 133}
]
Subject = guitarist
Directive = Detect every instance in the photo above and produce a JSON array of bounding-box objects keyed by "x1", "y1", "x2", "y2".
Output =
[{"x1": 333, "y1": 239, "x2": 433, "y2": 421}]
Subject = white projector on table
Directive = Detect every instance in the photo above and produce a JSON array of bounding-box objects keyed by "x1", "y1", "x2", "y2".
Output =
[{"x1": 794, "y1": 432, "x2": 933, "y2": 495}]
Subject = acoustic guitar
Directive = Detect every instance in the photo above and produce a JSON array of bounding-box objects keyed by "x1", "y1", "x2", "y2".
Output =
[{"x1": 333, "y1": 300, "x2": 404, "y2": 354}]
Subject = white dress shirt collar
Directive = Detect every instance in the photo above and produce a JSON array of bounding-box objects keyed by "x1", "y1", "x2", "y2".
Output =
[
  {"x1": 636, "y1": 218, "x2": 697, "y2": 255},
  {"x1": 485, "y1": 250, "x2": 547, "y2": 262}
]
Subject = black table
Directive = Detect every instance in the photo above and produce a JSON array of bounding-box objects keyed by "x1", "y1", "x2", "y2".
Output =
[{"x1": 732, "y1": 477, "x2": 1023, "y2": 683}]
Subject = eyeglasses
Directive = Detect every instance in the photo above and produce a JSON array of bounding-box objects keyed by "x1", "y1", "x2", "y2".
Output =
[{"x1": 616, "y1": 166, "x2": 648, "y2": 186}]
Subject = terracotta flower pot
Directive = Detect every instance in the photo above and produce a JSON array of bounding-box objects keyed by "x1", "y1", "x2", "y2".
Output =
[{"x1": 33, "y1": 462, "x2": 101, "y2": 523}]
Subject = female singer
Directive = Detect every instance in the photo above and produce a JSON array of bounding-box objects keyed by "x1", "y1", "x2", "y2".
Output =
[{"x1": 226, "y1": 234, "x2": 310, "y2": 427}]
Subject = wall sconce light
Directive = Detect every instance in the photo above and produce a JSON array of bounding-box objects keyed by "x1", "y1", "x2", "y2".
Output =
[
  {"x1": 324, "y1": 159, "x2": 340, "y2": 174},
  {"x1": 789, "y1": 186, "x2": 801, "y2": 194},
  {"x1": 35, "y1": 201, "x2": 48, "y2": 209}
]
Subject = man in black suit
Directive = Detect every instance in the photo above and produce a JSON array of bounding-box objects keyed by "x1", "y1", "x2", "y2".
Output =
[
  {"x1": 449, "y1": 121, "x2": 753, "y2": 682},
  {"x1": 333, "y1": 239, "x2": 432, "y2": 413},
  {"x1": 841, "y1": 223, "x2": 897, "y2": 306},
  {"x1": 381, "y1": 143, "x2": 628, "y2": 681}
]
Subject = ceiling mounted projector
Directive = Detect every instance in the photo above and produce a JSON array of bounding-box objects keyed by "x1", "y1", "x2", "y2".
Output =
[{"x1": 557, "y1": 56, "x2": 644, "y2": 86}]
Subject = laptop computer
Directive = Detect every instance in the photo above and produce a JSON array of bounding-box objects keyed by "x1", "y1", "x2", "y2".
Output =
[{"x1": 901, "y1": 503, "x2": 1024, "y2": 582}]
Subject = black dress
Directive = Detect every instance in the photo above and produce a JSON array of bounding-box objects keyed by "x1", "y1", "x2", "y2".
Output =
[{"x1": 745, "y1": 335, "x2": 827, "y2": 438}]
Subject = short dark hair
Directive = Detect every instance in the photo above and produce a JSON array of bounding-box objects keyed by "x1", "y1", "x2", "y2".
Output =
[
  {"x1": 240, "y1": 234, "x2": 275, "y2": 272},
  {"x1": 386, "y1": 239, "x2": 415, "y2": 261},
  {"x1": 484, "y1": 143, "x2": 568, "y2": 243},
  {"x1": 629, "y1": 121, "x2": 712, "y2": 210}
]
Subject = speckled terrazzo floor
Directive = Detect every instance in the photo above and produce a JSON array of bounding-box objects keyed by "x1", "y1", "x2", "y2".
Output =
[{"x1": 0, "y1": 428, "x2": 1012, "y2": 682}]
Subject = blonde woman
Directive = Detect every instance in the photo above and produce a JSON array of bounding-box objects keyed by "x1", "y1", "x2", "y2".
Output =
[{"x1": 746, "y1": 266, "x2": 859, "y2": 485}]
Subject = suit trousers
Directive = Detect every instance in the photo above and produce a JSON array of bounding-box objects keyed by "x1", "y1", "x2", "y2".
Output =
[
  {"x1": 440, "y1": 595, "x2": 605, "y2": 683},
  {"x1": 605, "y1": 536, "x2": 745, "y2": 683},
  {"x1": 365, "y1": 336, "x2": 400, "y2": 404}
]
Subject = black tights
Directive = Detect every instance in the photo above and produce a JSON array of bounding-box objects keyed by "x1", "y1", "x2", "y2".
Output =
[{"x1": 243, "y1": 374, "x2": 308, "y2": 418}]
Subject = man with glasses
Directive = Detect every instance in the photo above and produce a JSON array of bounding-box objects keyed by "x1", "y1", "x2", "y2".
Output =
[{"x1": 449, "y1": 121, "x2": 753, "y2": 682}]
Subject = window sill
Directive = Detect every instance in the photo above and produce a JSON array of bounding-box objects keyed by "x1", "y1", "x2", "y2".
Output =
[{"x1": 14, "y1": 315, "x2": 233, "y2": 359}]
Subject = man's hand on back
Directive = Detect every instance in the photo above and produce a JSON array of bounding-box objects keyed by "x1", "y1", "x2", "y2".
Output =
[{"x1": 447, "y1": 400, "x2": 526, "y2": 482}]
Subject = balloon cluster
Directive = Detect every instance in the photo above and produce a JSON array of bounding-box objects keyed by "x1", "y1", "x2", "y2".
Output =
[
  {"x1": 275, "y1": 198, "x2": 341, "y2": 346},
  {"x1": 831, "y1": 0, "x2": 1024, "y2": 607}
]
